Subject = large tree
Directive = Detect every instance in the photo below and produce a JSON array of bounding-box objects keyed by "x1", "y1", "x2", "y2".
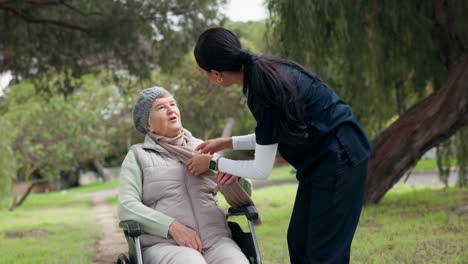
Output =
[
  {"x1": 267, "y1": 0, "x2": 468, "y2": 203},
  {"x1": 0, "y1": 0, "x2": 226, "y2": 81}
]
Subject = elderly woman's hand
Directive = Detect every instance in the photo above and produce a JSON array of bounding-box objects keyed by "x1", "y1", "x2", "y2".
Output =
[
  {"x1": 169, "y1": 220, "x2": 202, "y2": 252},
  {"x1": 195, "y1": 137, "x2": 233, "y2": 154},
  {"x1": 187, "y1": 153, "x2": 212, "y2": 176},
  {"x1": 215, "y1": 171, "x2": 239, "y2": 185}
]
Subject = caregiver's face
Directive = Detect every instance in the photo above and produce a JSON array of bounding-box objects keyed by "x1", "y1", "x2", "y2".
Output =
[{"x1": 147, "y1": 96, "x2": 182, "y2": 138}]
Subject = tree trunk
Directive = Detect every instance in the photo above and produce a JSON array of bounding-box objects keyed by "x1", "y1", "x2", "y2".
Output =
[
  {"x1": 365, "y1": 54, "x2": 468, "y2": 204},
  {"x1": 58, "y1": 168, "x2": 80, "y2": 189},
  {"x1": 218, "y1": 117, "x2": 235, "y2": 157},
  {"x1": 364, "y1": 0, "x2": 468, "y2": 204},
  {"x1": 92, "y1": 158, "x2": 112, "y2": 182},
  {"x1": 9, "y1": 179, "x2": 48, "y2": 211}
]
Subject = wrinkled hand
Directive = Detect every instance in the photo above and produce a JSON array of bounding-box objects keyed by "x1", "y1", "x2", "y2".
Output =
[
  {"x1": 187, "y1": 154, "x2": 212, "y2": 176},
  {"x1": 168, "y1": 220, "x2": 202, "y2": 252},
  {"x1": 215, "y1": 171, "x2": 239, "y2": 185},
  {"x1": 195, "y1": 137, "x2": 232, "y2": 154}
]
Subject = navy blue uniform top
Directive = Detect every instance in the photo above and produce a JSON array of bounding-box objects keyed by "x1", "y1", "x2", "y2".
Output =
[{"x1": 247, "y1": 63, "x2": 372, "y2": 178}]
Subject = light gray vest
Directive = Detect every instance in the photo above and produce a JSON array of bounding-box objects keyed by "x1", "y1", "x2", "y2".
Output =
[{"x1": 132, "y1": 135, "x2": 231, "y2": 249}]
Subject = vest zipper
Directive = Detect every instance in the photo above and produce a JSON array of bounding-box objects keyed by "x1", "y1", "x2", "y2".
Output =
[{"x1": 184, "y1": 169, "x2": 201, "y2": 250}]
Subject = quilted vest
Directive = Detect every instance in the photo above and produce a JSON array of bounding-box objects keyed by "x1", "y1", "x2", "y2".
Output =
[{"x1": 131, "y1": 135, "x2": 231, "y2": 249}]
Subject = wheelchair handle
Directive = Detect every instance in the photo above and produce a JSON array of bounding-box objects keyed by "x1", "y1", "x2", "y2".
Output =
[
  {"x1": 119, "y1": 220, "x2": 142, "y2": 238},
  {"x1": 228, "y1": 205, "x2": 259, "y2": 221}
]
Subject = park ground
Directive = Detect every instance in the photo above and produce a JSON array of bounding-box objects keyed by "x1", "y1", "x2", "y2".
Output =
[{"x1": 0, "y1": 160, "x2": 467, "y2": 264}]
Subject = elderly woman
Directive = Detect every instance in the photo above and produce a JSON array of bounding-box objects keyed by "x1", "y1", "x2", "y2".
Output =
[{"x1": 118, "y1": 87, "x2": 250, "y2": 264}]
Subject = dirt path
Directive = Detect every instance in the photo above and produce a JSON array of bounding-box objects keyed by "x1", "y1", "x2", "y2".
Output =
[{"x1": 78, "y1": 189, "x2": 127, "y2": 264}]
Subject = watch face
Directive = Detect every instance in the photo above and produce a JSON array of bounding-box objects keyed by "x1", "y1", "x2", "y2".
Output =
[{"x1": 209, "y1": 160, "x2": 217, "y2": 170}]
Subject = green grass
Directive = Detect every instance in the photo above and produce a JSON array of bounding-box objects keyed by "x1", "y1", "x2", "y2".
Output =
[
  {"x1": 0, "y1": 191, "x2": 99, "y2": 264},
  {"x1": 268, "y1": 165, "x2": 295, "y2": 180},
  {"x1": 65, "y1": 179, "x2": 119, "y2": 194},
  {"x1": 2, "y1": 179, "x2": 467, "y2": 264},
  {"x1": 413, "y1": 158, "x2": 457, "y2": 171},
  {"x1": 267, "y1": 158, "x2": 458, "y2": 181},
  {"x1": 219, "y1": 184, "x2": 468, "y2": 264},
  {"x1": 352, "y1": 185, "x2": 468, "y2": 264}
]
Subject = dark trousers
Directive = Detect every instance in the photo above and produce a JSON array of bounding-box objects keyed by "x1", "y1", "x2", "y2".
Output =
[{"x1": 287, "y1": 145, "x2": 368, "y2": 264}]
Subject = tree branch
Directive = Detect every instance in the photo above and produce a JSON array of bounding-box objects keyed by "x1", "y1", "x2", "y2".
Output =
[
  {"x1": 0, "y1": 4, "x2": 90, "y2": 34},
  {"x1": 24, "y1": 0, "x2": 98, "y2": 17},
  {"x1": 9, "y1": 178, "x2": 48, "y2": 211},
  {"x1": 26, "y1": 0, "x2": 64, "y2": 6},
  {"x1": 365, "y1": 55, "x2": 468, "y2": 204}
]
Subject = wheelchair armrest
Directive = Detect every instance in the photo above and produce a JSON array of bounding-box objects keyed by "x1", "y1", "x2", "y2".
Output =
[
  {"x1": 228, "y1": 205, "x2": 259, "y2": 221},
  {"x1": 119, "y1": 220, "x2": 141, "y2": 238}
]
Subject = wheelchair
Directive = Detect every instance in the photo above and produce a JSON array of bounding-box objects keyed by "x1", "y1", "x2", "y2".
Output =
[{"x1": 114, "y1": 205, "x2": 262, "y2": 264}]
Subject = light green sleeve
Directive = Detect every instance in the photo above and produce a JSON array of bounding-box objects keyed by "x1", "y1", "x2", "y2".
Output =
[{"x1": 117, "y1": 149, "x2": 175, "y2": 238}]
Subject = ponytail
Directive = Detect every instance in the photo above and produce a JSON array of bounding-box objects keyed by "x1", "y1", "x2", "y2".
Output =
[{"x1": 195, "y1": 28, "x2": 320, "y2": 143}]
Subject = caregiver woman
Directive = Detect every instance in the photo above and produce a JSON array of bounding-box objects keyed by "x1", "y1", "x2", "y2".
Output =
[{"x1": 187, "y1": 28, "x2": 372, "y2": 264}]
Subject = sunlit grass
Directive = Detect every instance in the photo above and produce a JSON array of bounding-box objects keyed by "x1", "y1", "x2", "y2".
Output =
[
  {"x1": 266, "y1": 158, "x2": 458, "y2": 182},
  {"x1": 219, "y1": 184, "x2": 468, "y2": 264},
  {"x1": 0, "y1": 192, "x2": 98, "y2": 264},
  {"x1": 2, "y1": 179, "x2": 466, "y2": 264}
]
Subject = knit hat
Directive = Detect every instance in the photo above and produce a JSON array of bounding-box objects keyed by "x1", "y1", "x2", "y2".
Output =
[{"x1": 133, "y1": 86, "x2": 172, "y2": 134}]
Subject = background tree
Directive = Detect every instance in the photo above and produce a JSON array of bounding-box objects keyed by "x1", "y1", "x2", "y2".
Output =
[
  {"x1": 0, "y1": 0, "x2": 229, "y2": 203},
  {"x1": 0, "y1": 118, "x2": 16, "y2": 200},
  {"x1": 266, "y1": 0, "x2": 468, "y2": 203},
  {"x1": 0, "y1": 0, "x2": 226, "y2": 81},
  {"x1": 0, "y1": 69, "x2": 128, "y2": 209}
]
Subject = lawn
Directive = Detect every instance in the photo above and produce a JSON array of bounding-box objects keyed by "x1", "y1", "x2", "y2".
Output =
[
  {"x1": 267, "y1": 158, "x2": 457, "y2": 181},
  {"x1": 1, "y1": 180, "x2": 466, "y2": 264},
  {"x1": 0, "y1": 190, "x2": 99, "y2": 264},
  {"x1": 352, "y1": 186, "x2": 467, "y2": 264},
  {"x1": 220, "y1": 184, "x2": 468, "y2": 264}
]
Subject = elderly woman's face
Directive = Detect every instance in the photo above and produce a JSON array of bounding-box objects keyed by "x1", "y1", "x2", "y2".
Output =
[{"x1": 147, "y1": 96, "x2": 182, "y2": 137}]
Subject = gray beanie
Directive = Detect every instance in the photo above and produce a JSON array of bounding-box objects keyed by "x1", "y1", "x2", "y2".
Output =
[{"x1": 133, "y1": 86, "x2": 172, "y2": 134}]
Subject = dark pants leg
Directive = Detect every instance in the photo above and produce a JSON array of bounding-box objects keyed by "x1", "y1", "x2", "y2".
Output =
[{"x1": 287, "y1": 150, "x2": 368, "y2": 264}]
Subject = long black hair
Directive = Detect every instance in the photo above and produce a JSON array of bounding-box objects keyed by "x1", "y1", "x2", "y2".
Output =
[{"x1": 194, "y1": 27, "x2": 321, "y2": 143}]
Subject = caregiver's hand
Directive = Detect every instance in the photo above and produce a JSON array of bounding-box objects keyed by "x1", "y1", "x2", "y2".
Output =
[
  {"x1": 195, "y1": 137, "x2": 233, "y2": 154},
  {"x1": 187, "y1": 153, "x2": 212, "y2": 176},
  {"x1": 169, "y1": 220, "x2": 202, "y2": 252},
  {"x1": 215, "y1": 171, "x2": 239, "y2": 185}
]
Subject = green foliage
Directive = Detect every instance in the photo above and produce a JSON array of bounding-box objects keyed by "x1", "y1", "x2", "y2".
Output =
[
  {"x1": 436, "y1": 128, "x2": 468, "y2": 187},
  {"x1": 171, "y1": 54, "x2": 246, "y2": 139},
  {"x1": 0, "y1": 119, "x2": 17, "y2": 199},
  {"x1": 0, "y1": 69, "x2": 130, "y2": 195},
  {"x1": 265, "y1": 0, "x2": 455, "y2": 137},
  {"x1": 266, "y1": 0, "x2": 468, "y2": 188},
  {"x1": 225, "y1": 20, "x2": 272, "y2": 53},
  {"x1": 455, "y1": 127, "x2": 468, "y2": 187},
  {"x1": 0, "y1": 0, "x2": 227, "y2": 78},
  {"x1": 436, "y1": 140, "x2": 454, "y2": 187}
]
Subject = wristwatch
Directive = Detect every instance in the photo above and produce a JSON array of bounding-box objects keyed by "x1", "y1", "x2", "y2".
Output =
[{"x1": 209, "y1": 155, "x2": 220, "y2": 171}]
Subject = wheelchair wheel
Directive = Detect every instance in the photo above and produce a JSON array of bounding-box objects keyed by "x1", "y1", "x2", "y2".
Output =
[{"x1": 114, "y1": 253, "x2": 131, "y2": 264}]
